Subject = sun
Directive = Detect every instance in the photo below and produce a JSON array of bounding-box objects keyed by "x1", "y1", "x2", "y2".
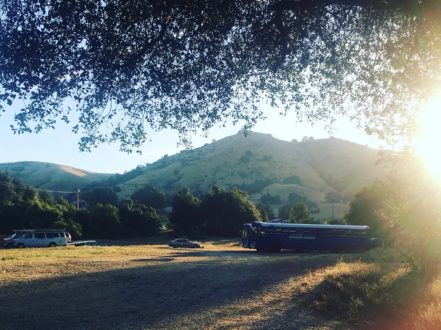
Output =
[{"x1": 413, "y1": 94, "x2": 441, "y2": 180}]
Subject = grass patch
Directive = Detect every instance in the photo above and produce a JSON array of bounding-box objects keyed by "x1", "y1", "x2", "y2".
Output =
[
  {"x1": 0, "y1": 244, "x2": 431, "y2": 328},
  {"x1": 1, "y1": 256, "x2": 17, "y2": 261},
  {"x1": 309, "y1": 249, "x2": 422, "y2": 321}
]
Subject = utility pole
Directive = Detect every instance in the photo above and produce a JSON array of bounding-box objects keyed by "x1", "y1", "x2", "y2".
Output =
[
  {"x1": 76, "y1": 189, "x2": 81, "y2": 210},
  {"x1": 332, "y1": 199, "x2": 335, "y2": 220}
]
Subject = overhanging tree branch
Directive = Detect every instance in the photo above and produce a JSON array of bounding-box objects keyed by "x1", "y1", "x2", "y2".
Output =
[{"x1": 0, "y1": 0, "x2": 440, "y2": 151}]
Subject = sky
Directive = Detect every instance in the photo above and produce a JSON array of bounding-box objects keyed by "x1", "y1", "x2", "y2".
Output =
[{"x1": 0, "y1": 104, "x2": 385, "y2": 174}]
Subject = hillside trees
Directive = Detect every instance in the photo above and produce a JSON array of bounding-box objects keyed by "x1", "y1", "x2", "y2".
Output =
[
  {"x1": 169, "y1": 186, "x2": 263, "y2": 237},
  {"x1": 257, "y1": 204, "x2": 274, "y2": 221},
  {"x1": 0, "y1": 173, "x2": 162, "y2": 239},
  {"x1": 345, "y1": 181, "x2": 396, "y2": 238},
  {"x1": 169, "y1": 188, "x2": 202, "y2": 234},
  {"x1": 0, "y1": 173, "x2": 19, "y2": 202},
  {"x1": 278, "y1": 198, "x2": 318, "y2": 220},
  {"x1": 278, "y1": 204, "x2": 291, "y2": 219},
  {"x1": 0, "y1": 169, "x2": 359, "y2": 239},
  {"x1": 0, "y1": 172, "x2": 80, "y2": 235},
  {"x1": 131, "y1": 185, "x2": 166, "y2": 209},
  {"x1": 260, "y1": 193, "x2": 281, "y2": 205},
  {"x1": 201, "y1": 187, "x2": 263, "y2": 236},
  {"x1": 289, "y1": 202, "x2": 310, "y2": 223},
  {"x1": 1, "y1": 1, "x2": 440, "y2": 150},
  {"x1": 80, "y1": 204, "x2": 120, "y2": 239},
  {"x1": 70, "y1": 197, "x2": 161, "y2": 239},
  {"x1": 83, "y1": 187, "x2": 119, "y2": 207},
  {"x1": 119, "y1": 200, "x2": 160, "y2": 237},
  {"x1": 287, "y1": 192, "x2": 320, "y2": 214}
]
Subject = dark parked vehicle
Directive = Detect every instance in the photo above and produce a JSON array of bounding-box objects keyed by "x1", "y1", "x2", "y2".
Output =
[
  {"x1": 242, "y1": 221, "x2": 378, "y2": 252},
  {"x1": 169, "y1": 238, "x2": 202, "y2": 248}
]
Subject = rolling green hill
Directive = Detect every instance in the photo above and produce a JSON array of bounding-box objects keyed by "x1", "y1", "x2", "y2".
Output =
[
  {"x1": 0, "y1": 133, "x2": 388, "y2": 219},
  {"x1": 0, "y1": 161, "x2": 111, "y2": 191},
  {"x1": 115, "y1": 132, "x2": 388, "y2": 219}
]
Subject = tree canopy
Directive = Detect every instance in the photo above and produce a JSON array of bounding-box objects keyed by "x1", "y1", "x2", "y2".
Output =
[
  {"x1": 169, "y1": 188, "x2": 202, "y2": 234},
  {"x1": 1, "y1": 0, "x2": 440, "y2": 150},
  {"x1": 131, "y1": 185, "x2": 166, "y2": 209},
  {"x1": 83, "y1": 186, "x2": 119, "y2": 207},
  {"x1": 289, "y1": 202, "x2": 310, "y2": 223},
  {"x1": 169, "y1": 186, "x2": 262, "y2": 236},
  {"x1": 345, "y1": 181, "x2": 394, "y2": 238}
]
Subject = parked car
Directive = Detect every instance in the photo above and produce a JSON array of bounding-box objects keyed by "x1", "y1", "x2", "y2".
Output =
[
  {"x1": 169, "y1": 238, "x2": 202, "y2": 248},
  {"x1": 3, "y1": 229, "x2": 72, "y2": 248}
]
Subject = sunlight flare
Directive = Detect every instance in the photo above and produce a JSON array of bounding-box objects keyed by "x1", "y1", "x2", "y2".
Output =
[{"x1": 413, "y1": 94, "x2": 441, "y2": 180}]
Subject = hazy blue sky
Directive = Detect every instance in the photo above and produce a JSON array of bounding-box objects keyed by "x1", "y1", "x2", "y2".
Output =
[{"x1": 0, "y1": 103, "x2": 384, "y2": 173}]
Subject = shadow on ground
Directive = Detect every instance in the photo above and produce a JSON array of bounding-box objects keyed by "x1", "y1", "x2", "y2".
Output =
[{"x1": 0, "y1": 250, "x2": 348, "y2": 330}]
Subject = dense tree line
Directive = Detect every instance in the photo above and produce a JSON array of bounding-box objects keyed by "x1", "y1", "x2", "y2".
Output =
[
  {"x1": 0, "y1": 173, "x2": 160, "y2": 239},
  {"x1": 0, "y1": 173, "x2": 81, "y2": 237},
  {"x1": 0, "y1": 173, "x2": 267, "y2": 239},
  {"x1": 169, "y1": 187, "x2": 264, "y2": 237},
  {"x1": 73, "y1": 201, "x2": 160, "y2": 239}
]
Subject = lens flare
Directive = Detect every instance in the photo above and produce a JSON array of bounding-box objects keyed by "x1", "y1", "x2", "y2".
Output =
[{"x1": 413, "y1": 94, "x2": 441, "y2": 180}]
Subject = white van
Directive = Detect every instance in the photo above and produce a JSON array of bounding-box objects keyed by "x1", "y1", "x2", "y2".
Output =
[{"x1": 3, "y1": 229, "x2": 72, "y2": 248}]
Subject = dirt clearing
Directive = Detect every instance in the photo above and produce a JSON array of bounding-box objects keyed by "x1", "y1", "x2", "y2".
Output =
[{"x1": 0, "y1": 242, "x2": 389, "y2": 329}]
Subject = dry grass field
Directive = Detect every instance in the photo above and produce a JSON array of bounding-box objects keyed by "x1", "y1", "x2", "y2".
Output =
[{"x1": 0, "y1": 242, "x2": 436, "y2": 330}]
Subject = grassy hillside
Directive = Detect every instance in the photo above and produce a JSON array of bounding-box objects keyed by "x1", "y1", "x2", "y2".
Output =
[
  {"x1": 114, "y1": 132, "x2": 387, "y2": 219},
  {"x1": 0, "y1": 133, "x2": 387, "y2": 219},
  {"x1": 0, "y1": 161, "x2": 111, "y2": 191}
]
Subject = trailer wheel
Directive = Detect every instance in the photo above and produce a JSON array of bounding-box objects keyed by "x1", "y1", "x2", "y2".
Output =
[
  {"x1": 48, "y1": 242, "x2": 57, "y2": 247},
  {"x1": 16, "y1": 243, "x2": 25, "y2": 248}
]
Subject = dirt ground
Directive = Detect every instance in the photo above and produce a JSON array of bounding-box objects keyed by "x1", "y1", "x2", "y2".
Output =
[{"x1": 0, "y1": 242, "x2": 371, "y2": 329}]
